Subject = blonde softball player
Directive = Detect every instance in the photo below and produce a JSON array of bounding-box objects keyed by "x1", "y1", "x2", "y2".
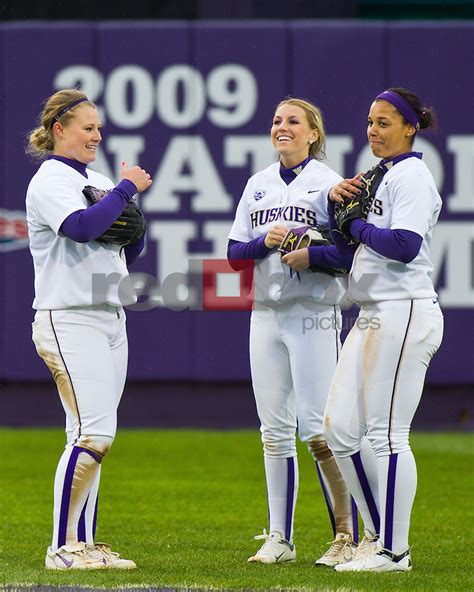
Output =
[
  {"x1": 228, "y1": 98, "x2": 359, "y2": 566},
  {"x1": 324, "y1": 87, "x2": 444, "y2": 572},
  {"x1": 25, "y1": 89, "x2": 152, "y2": 569}
]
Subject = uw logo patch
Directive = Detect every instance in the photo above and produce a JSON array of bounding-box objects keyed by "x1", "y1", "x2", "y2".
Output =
[
  {"x1": 253, "y1": 190, "x2": 266, "y2": 201},
  {"x1": 0, "y1": 209, "x2": 29, "y2": 252}
]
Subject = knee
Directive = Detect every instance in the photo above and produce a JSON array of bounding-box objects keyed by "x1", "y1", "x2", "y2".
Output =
[
  {"x1": 77, "y1": 435, "x2": 115, "y2": 460},
  {"x1": 322, "y1": 411, "x2": 340, "y2": 452},
  {"x1": 261, "y1": 432, "x2": 296, "y2": 458},
  {"x1": 307, "y1": 435, "x2": 333, "y2": 462},
  {"x1": 323, "y1": 412, "x2": 358, "y2": 457},
  {"x1": 366, "y1": 428, "x2": 410, "y2": 457}
]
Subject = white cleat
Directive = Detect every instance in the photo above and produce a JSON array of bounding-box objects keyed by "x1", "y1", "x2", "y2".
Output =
[
  {"x1": 91, "y1": 542, "x2": 137, "y2": 569},
  {"x1": 336, "y1": 544, "x2": 412, "y2": 573},
  {"x1": 45, "y1": 542, "x2": 107, "y2": 570},
  {"x1": 335, "y1": 535, "x2": 379, "y2": 571},
  {"x1": 315, "y1": 532, "x2": 355, "y2": 567},
  {"x1": 248, "y1": 529, "x2": 296, "y2": 564}
]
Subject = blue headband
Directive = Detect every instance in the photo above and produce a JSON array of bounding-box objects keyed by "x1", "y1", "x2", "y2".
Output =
[
  {"x1": 375, "y1": 90, "x2": 420, "y2": 128},
  {"x1": 52, "y1": 97, "x2": 89, "y2": 126}
]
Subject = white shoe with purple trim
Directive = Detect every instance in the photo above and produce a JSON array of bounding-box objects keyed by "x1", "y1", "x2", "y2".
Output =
[
  {"x1": 247, "y1": 529, "x2": 296, "y2": 564},
  {"x1": 45, "y1": 542, "x2": 107, "y2": 570},
  {"x1": 335, "y1": 543, "x2": 412, "y2": 572}
]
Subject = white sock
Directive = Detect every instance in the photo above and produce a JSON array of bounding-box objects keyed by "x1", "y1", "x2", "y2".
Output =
[
  {"x1": 52, "y1": 446, "x2": 101, "y2": 550},
  {"x1": 264, "y1": 456, "x2": 299, "y2": 542},
  {"x1": 78, "y1": 465, "x2": 101, "y2": 544},
  {"x1": 378, "y1": 450, "x2": 416, "y2": 554}
]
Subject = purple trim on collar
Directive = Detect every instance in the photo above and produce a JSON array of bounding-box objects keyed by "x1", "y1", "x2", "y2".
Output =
[
  {"x1": 279, "y1": 156, "x2": 312, "y2": 185},
  {"x1": 381, "y1": 151, "x2": 422, "y2": 170},
  {"x1": 375, "y1": 91, "x2": 420, "y2": 128},
  {"x1": 48, "y1": 155, "x2": 88, "y2": 178}
]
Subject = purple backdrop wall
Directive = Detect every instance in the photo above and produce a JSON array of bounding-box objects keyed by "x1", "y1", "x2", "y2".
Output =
[{"x1": 1, "y1": 21, "x2": 473, "y2": 384}]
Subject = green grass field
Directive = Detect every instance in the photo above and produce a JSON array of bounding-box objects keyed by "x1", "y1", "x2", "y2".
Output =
[{"x1": 0, "y1": 428, "x2": 473, "y2": 591}]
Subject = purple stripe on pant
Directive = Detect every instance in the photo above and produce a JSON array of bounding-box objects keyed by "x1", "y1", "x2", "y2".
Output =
[
  {"x1": 351, "y1": 451, "x2": 380, "y2": 535},
  {"x1": 285, "y1": 458, "x2": 295, "y2": 542},
  {"x1": 77, "y1": 494, "x2": 88, "y2": 542},
  {"x1": 384, "y1": 454, "x2": 398, "y2": 551},
  {"x1": 352, "y1": 497, "x2": 359, "y2": 544}
]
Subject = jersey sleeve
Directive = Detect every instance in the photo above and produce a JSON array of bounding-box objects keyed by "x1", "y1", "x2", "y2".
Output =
[
  {"x1": 30, "y1": 173, "x2": 88, "y2": 235},
  {"x1": 390, "y1": 172, "x2": 440, "y2": 237},
  {"x1": 313, "y1": 169, "x2": 343, "y2": 227},
  {"x1": 228, "y1": 179, "x2": 253, "y2": 242}
]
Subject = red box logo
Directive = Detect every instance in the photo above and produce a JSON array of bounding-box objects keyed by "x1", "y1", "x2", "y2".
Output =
[{"x1": 202, "y1": 259, "x2": 254, "y2": 311}]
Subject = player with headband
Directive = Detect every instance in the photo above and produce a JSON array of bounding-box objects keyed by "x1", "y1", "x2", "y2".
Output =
[
  {"x1": 25, "y1": 89, "x2": 152, "y2": 569},
  {"x1": 323, "y1": 87, "x2": 444, "y2": 572}
]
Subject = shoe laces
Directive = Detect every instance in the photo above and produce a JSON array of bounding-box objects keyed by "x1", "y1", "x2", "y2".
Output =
[
  {"x1": 254, "y1": 529, "x2": 290, "y2": 551},
  {"x1": 90, "y1": 542, "x2": 121, "y2": 559},
  {"x1": 354, "y1": 536, "x2": 378, "y2": 560},
  {"x1": 323, "y1": 534, "x2": 353, "y2": 559}
]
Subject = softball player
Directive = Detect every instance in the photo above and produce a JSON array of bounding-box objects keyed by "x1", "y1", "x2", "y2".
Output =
[
  {"x1": 228, "y1": 98, "x2": 358, "y2": 566},
  {"x1": 323, "y1": 87, "x2": 444, "y2": 572},
  {"x1": 25, "y1": 89, "x2": 152, "y2": 569}
]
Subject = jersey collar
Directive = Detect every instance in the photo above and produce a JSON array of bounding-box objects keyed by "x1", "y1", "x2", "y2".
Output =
[
  {"x1": 381, "y1": 151, "x2": 422, "y2": 171},
  {"x1": 47, "y1": 155, "x2": 88, "y2": 178},
  {"x1": 279, "y1": 156, "x2": 313, "y2": 186}
]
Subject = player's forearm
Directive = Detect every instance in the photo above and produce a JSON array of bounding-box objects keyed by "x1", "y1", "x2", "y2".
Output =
[
  {"x1": 349, "y1": 219, "x2": 423, "y2": 263},
  {"x1": 308, "y1": 244, "x2": 353, "y2": 272},
  {"x1": 227, "y1": 237, "x2": 271, "y2": 261},
  {"x1": 60, "y1": 180, "x2": 137, "y2": 243},
  {"x1": 327, "y1": 198, "x2": 358, "y2": 256},
  {"x1": 124, "y1": 233, "x2": 145, "y2": 265}
]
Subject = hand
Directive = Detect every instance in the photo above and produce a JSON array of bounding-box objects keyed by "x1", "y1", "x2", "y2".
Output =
[
  {"x1": 329, "y1": 174, "x2": 366, "y2": 204},
  {"x1": 282, "y1": 248, "x2": 310, "y2": 272},
  {"x1": 121, "y1": 162, "x2": 153, "y2": 192},
  {"x1": 264, "y1": 224, "x2": 288, "y2": 248}
]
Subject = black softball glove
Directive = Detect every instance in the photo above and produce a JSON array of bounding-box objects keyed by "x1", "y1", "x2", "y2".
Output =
[
  {"x1": 82, "y1": 185, "x2": 146, "y2": 246},
  {"x1": 334, "y1": 163, "x2": 386, "y2": 236}
]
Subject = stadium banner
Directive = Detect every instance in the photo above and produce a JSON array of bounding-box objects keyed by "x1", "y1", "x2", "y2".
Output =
[{"x1": 0, "y1": 21, "x2": 473, "y2": 383}]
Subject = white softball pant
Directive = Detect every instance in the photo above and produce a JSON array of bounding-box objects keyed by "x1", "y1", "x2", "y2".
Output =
[
  {"x1": 32, "y1": 305, "x2": 128, "y2": 549},
  {"x1": 250, "y1": 300, "x2": 341, "y2": 458},
  {"x1": 32, "y1": 305, "x2": 128, "y2": 458},
  {"x1": 324, "y1": 298, "x2": 444, "y2": 457}
]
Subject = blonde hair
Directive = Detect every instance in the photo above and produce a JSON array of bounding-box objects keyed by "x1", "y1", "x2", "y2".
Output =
[
  {"x1": 26, "y1": 89, "x2": 94, "y2": 159},
  {"x1": 275, "y1": 97, "x2": 326, "y2": 160}
]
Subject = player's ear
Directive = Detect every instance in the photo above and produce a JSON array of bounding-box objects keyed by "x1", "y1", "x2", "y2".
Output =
[{"x1": 52, "y1": 121, "x2": 64, "y2": 139}]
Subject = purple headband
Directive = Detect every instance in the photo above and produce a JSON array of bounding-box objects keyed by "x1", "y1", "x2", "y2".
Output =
[
  {"x1": 375, "y1": 90, "x2": 420, "y2": 128},
  {"x1": 52, "y1": 97, "x2": 89, "y2": 126}
]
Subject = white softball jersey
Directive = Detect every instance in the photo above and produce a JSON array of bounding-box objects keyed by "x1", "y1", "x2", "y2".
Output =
[
  {"x1": 229, "y1": 159, "x2": 346, "y2": 306},
  {"x1": 349, "y1": 157, "x2": 442, "y2": 303},
  {"x1": 26, "y1": 159, "x2": 136, "y2": 309}
]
